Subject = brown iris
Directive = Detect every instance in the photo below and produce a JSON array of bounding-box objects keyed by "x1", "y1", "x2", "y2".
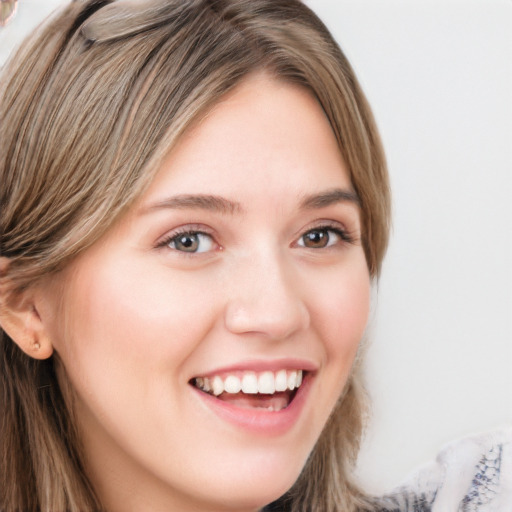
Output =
[{"x1": 302, "y1": 229, "x2": 330, "y2": 249}]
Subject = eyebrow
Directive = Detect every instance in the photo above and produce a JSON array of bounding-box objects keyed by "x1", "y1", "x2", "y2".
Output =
[
  {"x1": 141, "y1": 194, "x2": 241, "y2": 215},
  {"x1": 140, "y1": 187, "x2": 359, "y2": 216},
  {"x1": 299, "y1": 188, "x2": 360, "y2": 209}
]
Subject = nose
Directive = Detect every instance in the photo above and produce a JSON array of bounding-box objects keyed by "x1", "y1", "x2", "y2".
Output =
[{"x1": 224, "y1": 249, "x2": 310, "y2": 341}]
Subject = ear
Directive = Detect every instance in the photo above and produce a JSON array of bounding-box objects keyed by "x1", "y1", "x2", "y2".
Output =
[{"x1": 0, "y1": 257, "x2": 54, "y2": 360}]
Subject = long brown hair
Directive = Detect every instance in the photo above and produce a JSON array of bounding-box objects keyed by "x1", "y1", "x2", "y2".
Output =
[{"x1": 0, "y1": 1, "x2": 390, "y2": 510}]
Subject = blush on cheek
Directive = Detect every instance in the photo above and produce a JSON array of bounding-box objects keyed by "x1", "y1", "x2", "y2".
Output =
[{"x1": 320, "y1": 276, "x2": 370, "y2": 352}]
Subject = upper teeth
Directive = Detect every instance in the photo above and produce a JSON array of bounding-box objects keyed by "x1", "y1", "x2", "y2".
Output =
[{"x1": 195, "y1": 370, "x2": 303, "y2": 396}]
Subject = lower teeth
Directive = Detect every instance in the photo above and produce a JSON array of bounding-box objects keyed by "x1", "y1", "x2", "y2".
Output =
[{"x1": 257, "y1": 405, "x2": 281, "y2": 412}]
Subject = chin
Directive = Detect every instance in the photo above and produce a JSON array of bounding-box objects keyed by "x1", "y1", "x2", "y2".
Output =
[
  {"x1": 185, "y1": 449, "x2": 307, "y2": 511},
  {"x1": 210, "y1": 476, "x2": 296, "y2": 511}
]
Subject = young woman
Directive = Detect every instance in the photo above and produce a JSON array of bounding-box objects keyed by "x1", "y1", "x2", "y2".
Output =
[
  {"x1": 0, "y1": 1, "x2": 509, "y2": 512},
  {"x1": 0, "y1": 1, "x2": 388, "y2": 510}
]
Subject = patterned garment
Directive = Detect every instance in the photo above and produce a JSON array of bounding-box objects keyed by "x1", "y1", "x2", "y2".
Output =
[{"x1": 374, "y1": 428, "x2": 512, "y2": 511}]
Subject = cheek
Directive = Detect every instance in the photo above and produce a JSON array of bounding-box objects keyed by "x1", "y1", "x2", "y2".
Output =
[
  {"x1": 51, "y1": 255, "x2": 222, "y2": 400},
  {"x1": 308, "y1": 257, "x2": 370, "y2": 375},
  {"x1": 317, "y1": 262, "x2": 369, "y2": 339},
  {"x1": 85, "y1": 263, "x2": 205, "y2": 344},
  {"x1": 48, "y1": 256, "x2": 228, "y2": 460},
  {"x1": 291, "y1": 256, "x2": 370, "y2": 445}
]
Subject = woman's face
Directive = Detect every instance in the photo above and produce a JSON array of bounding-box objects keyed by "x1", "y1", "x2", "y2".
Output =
[{"x1": 41, "y1": 74, "x2": 370, "y2": 512}]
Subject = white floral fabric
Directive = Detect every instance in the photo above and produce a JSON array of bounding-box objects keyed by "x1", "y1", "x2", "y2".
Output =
[{"x1": 376, "y1": 427, "x2": 512, "y2": 511}]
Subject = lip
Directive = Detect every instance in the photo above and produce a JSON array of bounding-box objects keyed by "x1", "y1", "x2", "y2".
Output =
[
  {"x1": 190, "y1": 366, "x2": 314, "y2": 436},
  {"x1": 191, "y1": 358, "x2": 318, "y2": 379}
]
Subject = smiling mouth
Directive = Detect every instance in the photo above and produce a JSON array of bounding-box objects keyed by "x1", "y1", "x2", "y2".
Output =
[{"x1": 191, "y1": 370, "x2": 304, "y2": 412}]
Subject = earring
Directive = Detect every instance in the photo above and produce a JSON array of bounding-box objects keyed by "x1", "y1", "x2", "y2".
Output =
[{"x1": 33, "y1": 341, "x2": 41, "y2": 351}]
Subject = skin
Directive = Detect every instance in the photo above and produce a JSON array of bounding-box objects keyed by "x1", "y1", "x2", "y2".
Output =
[{"x1": 2, "y1": 74, "x2": 371, "y2": 512}]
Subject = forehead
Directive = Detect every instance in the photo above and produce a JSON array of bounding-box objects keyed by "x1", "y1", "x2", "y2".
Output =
[{"x1": 141, "y1": 73, "x2": 353, "y2": 209}]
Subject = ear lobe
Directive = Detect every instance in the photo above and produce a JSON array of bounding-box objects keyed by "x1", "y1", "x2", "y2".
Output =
[
  {"x1": 0, "y1": 303, "x2": 54, "y2": 360},
  {"x1": 0, "y1": 259, "x2": 54, "y2": 360}
]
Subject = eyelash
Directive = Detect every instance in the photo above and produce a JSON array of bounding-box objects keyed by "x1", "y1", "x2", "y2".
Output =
[
  {"x1": 156, "y1": 223, "x2": 356, "y2": 255},
  {"x1": 156, "y1": 226, "x2": 217, "y2": 254}
]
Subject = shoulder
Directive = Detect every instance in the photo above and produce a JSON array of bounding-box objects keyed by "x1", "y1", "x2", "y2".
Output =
[{"x1": 374, "y1": 427, "x2": 512, "y2": 512}]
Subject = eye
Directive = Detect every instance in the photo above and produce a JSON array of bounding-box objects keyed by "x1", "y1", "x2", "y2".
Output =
[
  {"x1": 297, "y1": 227, "x2": 346, "y2": 249},
  {"x1": 166, "y1": 231, "x2": 215, "y2": 253}
]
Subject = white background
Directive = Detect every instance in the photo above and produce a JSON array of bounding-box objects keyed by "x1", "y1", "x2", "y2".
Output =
[{"x1": 1, "y1": 0, "x2": 511, "y2": 494}]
